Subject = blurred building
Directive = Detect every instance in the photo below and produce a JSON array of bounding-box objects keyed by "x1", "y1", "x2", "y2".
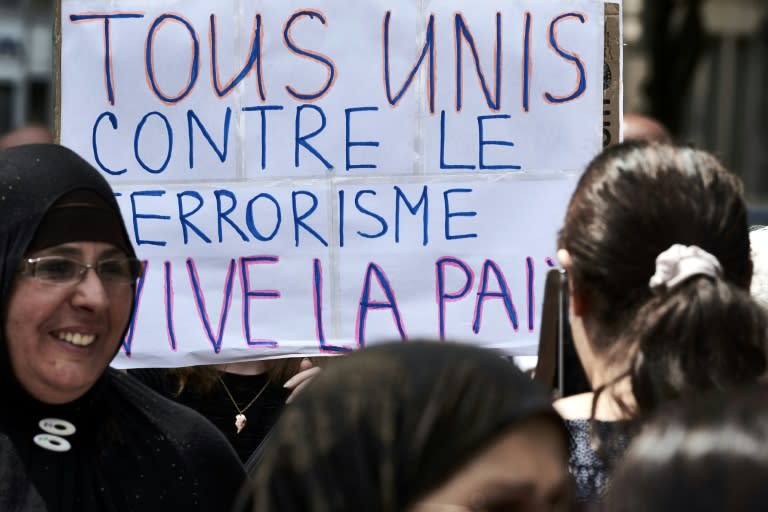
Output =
[
  {"x1": 0, "y1": 0, "x2": 53, "y2": 133},
  {"x1": 624, "y1": 0, "x2": 767, "y2": 203},
  {"x1": 691, "y1": 0, "x2": 767, "y2": 205},
  {"x1": 0, "y1": 0, "x2": 766, "y2": 203}
]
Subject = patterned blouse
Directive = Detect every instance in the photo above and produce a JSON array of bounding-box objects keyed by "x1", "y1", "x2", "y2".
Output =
[{"x1": 565, "y1": 419, "x2": 631, "y2": 503}]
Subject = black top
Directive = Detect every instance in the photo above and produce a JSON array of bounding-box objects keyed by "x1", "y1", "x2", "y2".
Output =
[
  {"x1": 128, "y1": 368, "x2": 289, "y2": 462},
  {"x1": 565, "y1": 419, "x2": 631, "y2": 503},
  {"x1": 1, "y1": 368, "x2": 246, "y2": 512}
]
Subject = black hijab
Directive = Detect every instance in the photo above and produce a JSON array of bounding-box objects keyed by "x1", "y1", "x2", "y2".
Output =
[
  {"x1": 0, "y1": 144, "x2": 244, "y2": 511},
  {"x1": 0, "y1": 144, "x2": 135, "y2": 392},
  {"x1": 240, "y1": 341, "x2": 565, "y2": 512}
]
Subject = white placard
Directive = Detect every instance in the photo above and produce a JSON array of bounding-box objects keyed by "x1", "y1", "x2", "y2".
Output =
[{"x1": 58, "y1": 0, "x2": 605, "y2": 367}]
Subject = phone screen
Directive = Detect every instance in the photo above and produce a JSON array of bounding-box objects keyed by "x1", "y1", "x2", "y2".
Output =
[{"x1": 535, "y1": 268, "x2": 590, "y2": 397}]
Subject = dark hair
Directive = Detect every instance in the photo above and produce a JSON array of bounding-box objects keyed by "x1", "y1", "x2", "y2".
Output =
[
  {"x1": 623, "y1": 277, "x2": 767, "y2": 415},
  {"x1": 239, "y1": 341, "x2": 567, "y2": 511},
  {"x1": 605, "y1": 385, "x2": 768, "y2": 511},
  {"x1": 558, "y1": 142, "x2": 765, "y2": 414},
  {"x1": 169, "y1": 358, "x2": 324, "y2": 395}
]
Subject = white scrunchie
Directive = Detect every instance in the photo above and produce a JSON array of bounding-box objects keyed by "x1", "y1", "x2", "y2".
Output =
[{"x1": 648, "y1": 244, "x2": 723, "y2": 291}]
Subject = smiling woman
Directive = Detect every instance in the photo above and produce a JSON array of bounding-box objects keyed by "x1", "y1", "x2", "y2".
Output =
[
  {"x1": 0, "y1": 144, "x2": 245, "y2": 511},
  {"x1": 5, "y1": 241, "x2": 137, "y2": 404}
]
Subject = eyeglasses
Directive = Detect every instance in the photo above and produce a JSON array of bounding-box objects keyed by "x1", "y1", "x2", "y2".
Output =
[{"x1": 19, "y1": 256, "x2": 144, "y2": 285}]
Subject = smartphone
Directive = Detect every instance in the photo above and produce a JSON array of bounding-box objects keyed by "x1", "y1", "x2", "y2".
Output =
[{"x1": 534, "y1": 268, "x2": 590, "y2": 397}]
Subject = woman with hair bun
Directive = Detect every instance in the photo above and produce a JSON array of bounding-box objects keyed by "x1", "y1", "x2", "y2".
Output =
[{"x1": 553, "y1": 142, "x2": 768, "y2": 503}]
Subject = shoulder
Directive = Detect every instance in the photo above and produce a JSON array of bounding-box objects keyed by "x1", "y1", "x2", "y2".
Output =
[
  {"x1": 554, "y1": 390, "x2": 628, "y2": 422},
  {"x1": 107, "y1": 369, "x2": 230, "y2": 445},
  {"x1": 0, "y1": 431, "x2": 48, "y2": 510},
  {"x1": 554, "y1": 392, "x2": 594, "y2": 420}
]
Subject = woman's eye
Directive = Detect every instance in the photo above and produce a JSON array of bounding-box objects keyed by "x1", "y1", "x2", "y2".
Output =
[
  {"x1": 471, "y1": 496, "x2": 529, "y2": 512},
  {"x1": 476, "y1": 500, "x2": 524, "y2": 512},
  {"x1": 37, "y1": 260, "x2": 76, "y2": 279},
  {"x1": 98, "y1": 259, "x2": 140, "y2": 282},
  {"x1": 99, "y1": 260, "x2": 126, "y2": 277}
]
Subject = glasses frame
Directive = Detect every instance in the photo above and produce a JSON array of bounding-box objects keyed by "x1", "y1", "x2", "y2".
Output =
[{"x1": 18, "y1": 255, "x2": 145, "y2": 286}]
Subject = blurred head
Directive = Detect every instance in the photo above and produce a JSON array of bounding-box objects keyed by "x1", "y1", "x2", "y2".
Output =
[
  {"x1": 242, "y1": 341, "x2": 570, "y2": 512},
  {"x1": 0, "y1": 144, "x2": 139, "y2": 404},
  {"x1": 606, "y1": 385, "x2": 768, "y2": 511},
  {"x1": 0, "y1": 124, "x2": 54, "y2": 151},
  {"x1": 622, "y1": 113, "x2": 672, "y2": 144},
  {"x1": 557, "y1": 142, "x2": 764, "y2": 413}
]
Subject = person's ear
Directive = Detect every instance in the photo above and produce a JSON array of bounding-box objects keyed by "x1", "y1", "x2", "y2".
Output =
[
  {"x1": 556, "y1": 248, "x2": 571, "y2": 269},
  {"x1": 557, "y1": 249, "x2": 589, "y2": 317}
]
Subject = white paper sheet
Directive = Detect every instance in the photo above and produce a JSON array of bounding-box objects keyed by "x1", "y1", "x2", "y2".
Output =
[{"x1": 58, "y1": 0, "x2": 606, "y2": 367}]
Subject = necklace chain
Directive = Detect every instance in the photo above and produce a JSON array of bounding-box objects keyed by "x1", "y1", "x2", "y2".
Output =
[{"x1": 217, "y1": 374, "x2": 270, "y2": 415}]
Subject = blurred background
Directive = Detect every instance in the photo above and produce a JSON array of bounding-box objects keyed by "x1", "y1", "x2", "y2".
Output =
[{"x1": 0, "y1": 0, "x2": 766, "y2": 210}]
